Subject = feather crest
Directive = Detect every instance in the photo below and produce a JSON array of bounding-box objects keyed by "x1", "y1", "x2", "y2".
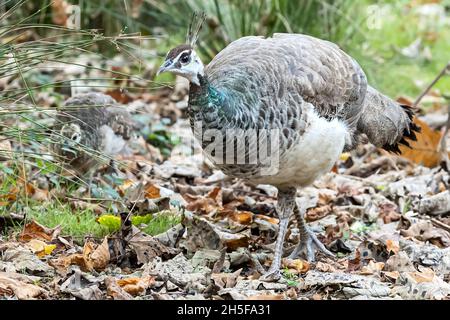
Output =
[{"x1": 186, "y1": 11, "x2": 206, "y2": 47}]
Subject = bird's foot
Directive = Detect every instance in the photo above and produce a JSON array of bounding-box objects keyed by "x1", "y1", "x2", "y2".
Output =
[
  {"x1": 260, "y1": 267, "x2": 281, "y2": 282},
  {"x1": 288, "y1": 227, "x2": 334, "y2": 262}
]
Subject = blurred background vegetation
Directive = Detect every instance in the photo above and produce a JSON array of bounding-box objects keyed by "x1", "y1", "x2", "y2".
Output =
[{"x1": 2, "y1": 0, "x2": 450, "y2": 98}]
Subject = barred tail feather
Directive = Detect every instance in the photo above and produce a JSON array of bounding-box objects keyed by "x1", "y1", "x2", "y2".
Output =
[{"x1": 357, "y1": 86, "x2": 421, "y2": 154}]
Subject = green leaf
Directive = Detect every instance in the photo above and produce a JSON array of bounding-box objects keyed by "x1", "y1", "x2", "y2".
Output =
[{"x1": 97, "y1": 214, "x2": 121, "y2": 231}]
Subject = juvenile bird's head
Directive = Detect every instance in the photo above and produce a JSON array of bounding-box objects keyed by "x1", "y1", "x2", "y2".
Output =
[
  {"x1": 157, "y1": 45, "x2": 204, "y2": 86},
  {"x1": 58, "y1": 123, "x2": 82, "y2": 159}
]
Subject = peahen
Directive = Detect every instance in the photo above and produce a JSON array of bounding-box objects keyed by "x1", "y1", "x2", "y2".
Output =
[
  {"x1": 53, "y1": 92, "x2": 134, "y2": 177},
  {"x1": 157, "y1": 13, "x2": 420, "y2": 281}
]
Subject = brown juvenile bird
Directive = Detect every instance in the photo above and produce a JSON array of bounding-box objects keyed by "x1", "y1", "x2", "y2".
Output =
[
  {"x1": 157, "y1": 13, "x2": 420, "y2": 280},
  {"x1": 53, "y1": 92, "x2": 134, "y2": 177}
]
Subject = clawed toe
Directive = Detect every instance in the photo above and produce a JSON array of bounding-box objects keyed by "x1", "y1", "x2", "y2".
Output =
[
  {"x1": 260, "y1": 268, "x2": 282, "y2": 282},
  {"x1": 288, "y1": 228, "x2": 334, "y2": 262}
]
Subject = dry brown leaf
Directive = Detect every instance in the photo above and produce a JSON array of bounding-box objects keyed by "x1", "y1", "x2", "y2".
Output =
[
  {"x1": 383, "y1": 271, "x2": 400, "y2": 280},
  {"x1": 64, "y1": 237, "x2": 110, "y2": 272},
  {"x1": 312, "y1": 293, "x2": 323, "y2": 300},
  {"x1": 379, "y1": 203, "x2": 401, "y2": 224},
  {"x1": 105, "y1": 89, "x2": 133, "y2": 104},
  {"x1": 306, "y1": 205, "x2": 332, "y2": 221},
  {"x1": 19, "y1": 220, "x2": 60, "y2": 242},
  {"x1": 89, "y1": 237, "x2": 110, "y2": 271},
  {"x1": 144, "y1": 184, "x2": 161, "y2": 199},
  {"x1": 0, "y1": 273, "x2": 44, "y2": 299},
  {"x1": 360, "y1": 261, "x2": 385, "y2": 275},
  {"x1": 25, "y1": 239, "x2": 56, "y2": 258},
  {"x1": 401, "y1": 220, "x2": 450, "y2": 247},
  {"x1": 116, "y1": 276, "x2": 155, "y2": 296},
  {"x1": 105, "y1": 277, "x2": 134, "y2": 300},
  {"x1": 315, "y1": 261, "x2": 337, "y2": 273},
  {"x1": 184, "y1": 187, "x2": 223, "y2": 214},
  {"x1": 0, "y1": 187, "x2": 19, "y2": 205},
  {"x1": 228, "y1": 211, "x2": 254, "y2": 225},
  {"x1": 407, "y1": 268, "x2": 435, "y2": 283},
  {"x1": 216, "y1": 231, "x2": 249, "y2": 251},
  {"x1": 386, "y1": 239, "x2": 400, "y2": 255},
  {"x1": 282, "y1": 258, "x2": 310, "y2": 274},
  {"x1": 23, "y1": 183, "x2": 49, "y2": 202},
  {"x1": 399, "y1": 118, "x2": 449, "y2": 167},
  {"x1": 211, "y1": 269, "x2": 242, "y2": 289},
  {"x1": 128, "y1": 226, "x2": 178, "y2": 264}
]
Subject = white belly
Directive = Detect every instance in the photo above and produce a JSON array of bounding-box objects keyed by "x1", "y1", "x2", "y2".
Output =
[{"x1": 251, "y1": 109, "x2": 349, "y2": 188}]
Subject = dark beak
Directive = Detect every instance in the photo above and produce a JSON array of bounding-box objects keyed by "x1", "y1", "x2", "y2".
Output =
[{"x1": 157, "y1": 59, "x2": 173, "y2": 76}]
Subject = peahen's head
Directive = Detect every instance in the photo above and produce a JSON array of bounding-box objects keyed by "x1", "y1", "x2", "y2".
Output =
[
  {"x1": 157, "y1": 12, "x2": 206, "y2": 86},
  {"x1": 157, "y1": 44, "x2": 204, "y2": 86}
]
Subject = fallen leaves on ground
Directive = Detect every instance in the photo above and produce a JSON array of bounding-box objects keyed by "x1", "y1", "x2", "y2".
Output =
[
  {"x1": 19, "y1": 220, "x2": 60, "y2": 242},
  {"x1": 399, "y1": 117, "x2": 449, "y2": 167},
  {"x1": 63, "y1": 237, "x2": 110, "y2": 272}
]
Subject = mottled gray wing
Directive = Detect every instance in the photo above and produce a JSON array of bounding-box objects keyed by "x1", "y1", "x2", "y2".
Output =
[{"x1": 206, "y1": 34, "x2": 368, "y2": 129}]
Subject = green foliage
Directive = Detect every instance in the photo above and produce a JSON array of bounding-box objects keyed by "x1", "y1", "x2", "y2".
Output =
[
  {"x1": 22, "y1": 204, "x2": 110, "y2": 239},
  {"x1": 96, "y1": 211, "x2": 180, "y2": 236},
  {"x1": 97, "y1": 213, "x2": 155, "y2": 232},
  {"x1": 3, "y1": 205, "x2": 180, "y2": 239},
  {"x1": 142, "y1": 121, "x2": 181, "y2": 157},
  {"x1": 140, "y1": 211, "x2": 181, "y2": 236},
  {"x1": 96, "y1": 214, "x2": 121, "y2": 232},
  {"x1": 281, "y1": 267, "x2": 299, "y2": 287},
  {"x1": 149, "y1": 0, "x2": 450, "y2": 98},
  {"x1": 147, "y1": 0, "x2": 368, "y2": 61}
]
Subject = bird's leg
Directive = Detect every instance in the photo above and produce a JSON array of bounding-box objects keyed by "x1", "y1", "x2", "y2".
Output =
[
  {"x1": 260, "y1": 187, "x2": 296, "y2": 282},
  {"x1": 288, "y1": 202, "x2": 334, "y2": 261}
]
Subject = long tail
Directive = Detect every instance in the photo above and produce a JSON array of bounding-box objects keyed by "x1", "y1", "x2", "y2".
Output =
[{"x1": 357, "y1": 86, "x2": 421, "y2": 154}]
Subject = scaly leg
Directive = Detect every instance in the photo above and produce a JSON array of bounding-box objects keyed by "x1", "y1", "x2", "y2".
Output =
[
  {"x1": 288, "y1": 202, "x2": 334, "y2": 261},
  {"x1": 260, "y1": 187, "x2": 296, "y2": 282}
]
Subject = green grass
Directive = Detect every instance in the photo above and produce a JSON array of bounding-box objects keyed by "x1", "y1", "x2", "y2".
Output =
[
  {"x1": 1, "y1": 198, "x2": 181, "y2": 240},
  {"x1": 140, "y1": 211, "x2": 181, "y2": 236},
  {"x1": 23, "y1": 204, "x2": 110, "y2": 239},
  {"x1": 1, "y1": 203, "x2": 181, "y2": 239},
  {"x1": 345, "y1": 0, "x2": 450, "y2": 99}
]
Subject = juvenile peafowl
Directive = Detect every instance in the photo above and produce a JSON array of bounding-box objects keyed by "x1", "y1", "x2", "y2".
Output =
[
  {"x1": 53, "y1": 92, "x2": 134, "y2": 177},
  {"x1": 157, "y1": 13, "x2": 420, "y2": 281}
]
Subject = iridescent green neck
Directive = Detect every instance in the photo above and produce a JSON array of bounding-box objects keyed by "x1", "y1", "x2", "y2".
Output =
[
  {"x1": 189, "y1": 75, "x2": 220, "y2": 105},
  {"x1": 188, "y1": 74, "x2": 231, "y2": 116}
]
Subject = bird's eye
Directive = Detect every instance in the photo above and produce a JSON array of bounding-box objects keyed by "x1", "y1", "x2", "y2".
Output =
[
  {"x1": 71, "y1": 133, "x2": 80, "y2": 141},
  {"x1": 180, "y1": 54, "x2": 190, "y2": 64}
]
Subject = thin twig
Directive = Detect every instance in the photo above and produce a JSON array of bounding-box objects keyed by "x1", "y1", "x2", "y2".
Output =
[
  {"x1": 431, "y1": 218, "x2": 450, "y2": 233},
  {"x1": 439, "y1": 104, "x2": 450, "y2": 170},
  {"x1": 413, "y1": 62, "x2": 450, "y2": 108}
]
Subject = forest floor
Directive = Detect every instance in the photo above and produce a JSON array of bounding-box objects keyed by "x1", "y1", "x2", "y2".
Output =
[{"x1": 1, "y1": 49, "x2": 450, "y2": 300}]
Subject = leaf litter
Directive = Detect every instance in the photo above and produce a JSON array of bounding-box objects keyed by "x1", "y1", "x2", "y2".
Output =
[{"x1": 1, "y1": 49, "x2": 450, "y2": 301}]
